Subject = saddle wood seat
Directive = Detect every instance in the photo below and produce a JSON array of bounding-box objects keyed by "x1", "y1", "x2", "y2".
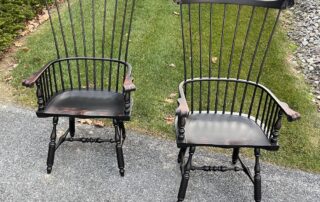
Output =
[
  {"x1": 177, "y1": 113, "x2": 272, "y2": 149},
  {"x1": 37, "y1": 90, "x2": 127, "y2": 119}
]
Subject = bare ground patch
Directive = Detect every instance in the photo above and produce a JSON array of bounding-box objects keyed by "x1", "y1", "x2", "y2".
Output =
[{"x1": 0, "y1": 42, "x2": 21, "y2": 104}]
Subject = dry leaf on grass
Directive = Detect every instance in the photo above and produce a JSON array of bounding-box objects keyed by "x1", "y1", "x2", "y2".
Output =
[
  {"x1": 169, "y1": 93, "x2": 177, "y2": 98},
  {"x1": 165, "y1": 116, "x2": 175, "y2": 125},
  {"x1": 168, "y1": 63, "x2": 176, "y2": 68},
  {"x1": 14, "y1": 42, "x2": 23, "y2": 47},
  {"x1": 4, "y1": 76, "x2": 13, "y2": 82},
  {"x1": 27, "y1": 24, "x2": 35, "y2": 32},
  {"x1": 77, "y1": 119, "x2": 93, "y2": 125},
  {"x1": 19, "y1": 8, "x2": 49, "y2": 37},
  {"x1": 211, "y1": 57, "x2": 218, "y2": 64},
  {"x1": 9, "y1": 63, "x2": 19, "y2": 70},
  {"x1": 77, "y1": 119, "x2": 104, "y2": 128},
  {"x1": 21, "y1": 47, "x2": 30, "y2": 52},
  {"x1": 173, "y1": 11, "x2": 180, "y2": 16},
  {"x1": 165, "y1": 98, "x2": 174, "y2": 104},
  {"x1": 38, "y1": 10, "x2": 49, "y2": 24},
  {"x1": 93, "y1": 120, "x2": 104, "y2": 128},
  {"x1": 20, "y1": 30, "x2": 29, "y2": 37}
]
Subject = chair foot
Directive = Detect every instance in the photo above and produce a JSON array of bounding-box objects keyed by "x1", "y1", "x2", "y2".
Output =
[
  {"x1": 114, "y1": 120, "x2": 125, "y2": 177},
  {"x1": 177, "y1": 147, "x2": 195, "y2": 202},
  {"x1": 46, "y1": 142, "x2": 56, "y2": 174},
  {"x1": 46, "y1": 117, "x2": 58, "y2": 174},
  {"x1": 116, "y1": 144, "x2": 125, "y2": 177},
  {"x1": 177, "y1": 172, "x2": 190, "y2": 202},
  {"x1": 47, "y1": 166, "x2": 52, "y2": 174},
  {"x1": 119, "y1": 168, "x2": 125, "y2": 177}
]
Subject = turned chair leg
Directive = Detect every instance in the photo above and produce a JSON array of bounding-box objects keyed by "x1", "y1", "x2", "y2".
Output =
[
  {"x1": 47, "y1": 117, "x2": 58, "y2": 174},
  {"x1": 69, "y1": 117, "x2": 75, "y2": 137},
  {"x1": 114, "y1": 120, "x2": 125, "y2": 177},
  {"x1": 254, "y1": 148, "x2": 261, "y2": 202},
  {"x1": 232, "y1": 148, "x2": 240, "y2": 164},
  {"x1": 178, "y1": 147, "x2": 187, "y2": 175},
  {"x1": 177, "y1": 146, "x2": 195, "y2": 202},
  {"x1": 119, "y1": 121, "x2": 126, "y2": 141}
]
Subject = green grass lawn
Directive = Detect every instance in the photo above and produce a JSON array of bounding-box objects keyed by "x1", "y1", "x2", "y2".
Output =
[{"x1": 11, "y1": 0, "x2": 320, "y2": 172}]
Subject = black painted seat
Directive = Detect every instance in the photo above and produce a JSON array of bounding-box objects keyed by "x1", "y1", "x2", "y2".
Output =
[
  {"x1": 178, "y1": 113, "x2": 271, "y2": 148},
  {"x1": 38, "y1": 90, "x2": 128, "y2": 119}
]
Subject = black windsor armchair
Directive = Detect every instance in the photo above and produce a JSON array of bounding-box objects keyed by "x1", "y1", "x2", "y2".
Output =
[
  {"x1": 22, "y1": 0, "x2": 136, "y2": 176},
  {"x1": 174, "y1": 0, "x2": 300, "y2": 201}
]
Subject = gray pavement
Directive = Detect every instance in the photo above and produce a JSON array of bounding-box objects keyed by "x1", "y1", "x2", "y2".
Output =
[{"x1": 0, "y1": 104, "x2": 319, "y2": 201}]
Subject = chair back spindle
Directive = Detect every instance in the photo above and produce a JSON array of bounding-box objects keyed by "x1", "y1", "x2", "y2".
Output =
[
  {"x1": 177, "y1": 0, "x2": 293, "y2": 137},
  {"x1": 43, "y1": 0, "x2": 136, "y2": 93}
]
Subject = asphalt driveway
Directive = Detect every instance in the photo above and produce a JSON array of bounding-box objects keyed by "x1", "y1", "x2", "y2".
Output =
[{"x1": 0, "y1": 104, "x2": 319, "y2": 201}]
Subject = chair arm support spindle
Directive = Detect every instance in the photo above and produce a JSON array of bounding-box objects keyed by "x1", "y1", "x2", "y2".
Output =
[
  {"x1": 176, "y1": 82, "x2": 190, "y2": 141},
  {"x1": 123, "y1": 75, "x2": 136, "y2": 92},
  {"x1": 176, "y1": 81, "x2": 190, "y2": 117},
  {"x1": 177, "y1": 116, "x2": 186, "y2": 140},
  {"x1": 124, "y1": 92, "x2": 131, "y2": 115},
  {"x1": 278, "y1": 101, "x2": 300, "y2": 122},
  {"x1": 270, "y1": 110, "x2": 283, "y2": 144},
  {"x1": 36, "y1": 80, "x2": 45, "y2": 111}
]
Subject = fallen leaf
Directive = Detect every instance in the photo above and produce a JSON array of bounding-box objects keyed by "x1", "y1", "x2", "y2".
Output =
[
  {"x1": 27, "y1": 24, "x2": 34, "y2": 32},
  {"x1": 93, "y1": 120, "x2": 104, "y2": 128},
  {"x1": 30, "y1": 21, "x2": 39, "y2": 27},
  {"x1": 173, "y1": 11, "x2": 180, "y2": 16},
  {"x1": 169, "y1": 93, "x2": 177, "y2": 98},
  {"x1": 165, "y1": 98, "x2": 174, "y2": 104},
  {"x1": 165, "y1": 116, "x2": 175, "y2": 125},
  {"x1": 22, "y1": 47, "x2": 30, "y2": 52},
  {"x1": 20, "y1": 30, "x2": 29, "y2": 37},
  {"x1": 12, "y1": 64, "x2": 19, "y2": 68},
  {"x1": 38, "y1": 10, "x2": 49, "y2": 24},
  {"x1": 168, "y1": 63, "x2": 176, "y2": 68},
  {"x1": 211, "y1": 57, "x2": 218, "y2": 64},
  {"x1": 14, "y1": 42, "x2": 23, "y2": 47},
  {"x1": 78, "y1": 119, "x2": 93, "y2": 125},
  {"x1": 4, "y1": 76, "x2": 13, "y2": 82}
]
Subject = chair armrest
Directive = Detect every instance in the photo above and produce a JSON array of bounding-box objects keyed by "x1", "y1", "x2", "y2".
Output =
[
  {"x1": 176, "y1": 77, "x2": 300, "y2": 121},
  {"x1": 277, "y1": 101, "x2": 300, "y2": 122},
  {"x1": 22, "y1": 61, "x2": 53, "y2": 88},
  {"x1": 176, "y1": 81, "x2": 189, "y2": 117},
  {"x1": 176, "y1": 98, "x2": 189, "y2": 117},
  {"x1": 123, "y1": 63, "x2": 136, "y2": 92},
  {"x1": 257, "y1": 83, "x2": 300, "y2": 122},
  {"x1": 123, "y1": 75, "x2": 136, "y2": 92}
]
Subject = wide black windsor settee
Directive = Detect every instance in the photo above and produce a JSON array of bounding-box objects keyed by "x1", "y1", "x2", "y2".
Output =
[
  {"x1": 174, "y1": 0, "x2": 300, "y2": 201},
  {"x1": 22, "y1": 0, "x2": 136, "y2": 176}
]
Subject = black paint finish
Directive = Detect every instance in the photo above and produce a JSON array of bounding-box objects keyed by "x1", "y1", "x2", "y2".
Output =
[
  {"x1": 175, "y1": 1, "x2": 299, "y2": 201},
  {"x1": 22, "y1": 0, "x2": 136, "y2": 176}
]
